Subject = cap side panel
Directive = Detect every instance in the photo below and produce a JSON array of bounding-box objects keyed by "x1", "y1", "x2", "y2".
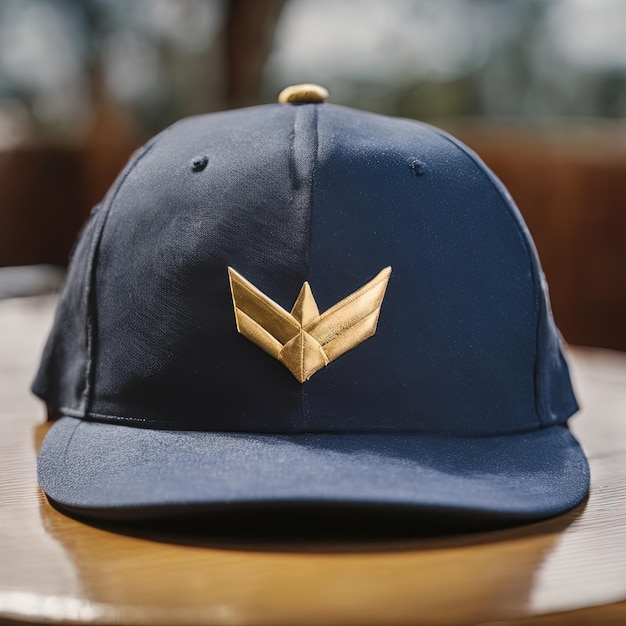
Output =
[
  {"x1": 31, "y1": 207, "x2": 100, "y2": 414},
  {"x1": 31, "y1": 137, "x2": 169, "y2": 416},
  {"x1": 535, "y1": 273, "x2": 579, "y2": 423},
  {"x1": 427, "y1": 126, "x2": 539, "y2": 429},
  {"x1": 431, "y1": 128, "x2": 578, "y2": 426},
  {"x1": 83, "y1": 140, "x2": 161, "y2": 416}
]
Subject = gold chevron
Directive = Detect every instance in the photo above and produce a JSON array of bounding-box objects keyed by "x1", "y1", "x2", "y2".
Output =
[{"x1": 228, "y1": 266, "x2": 392, "y2": 382}]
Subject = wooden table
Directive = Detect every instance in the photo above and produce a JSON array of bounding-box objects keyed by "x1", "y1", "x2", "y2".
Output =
[{"x1": 1, "y1": 295, "x2": 625, "y2": 626}]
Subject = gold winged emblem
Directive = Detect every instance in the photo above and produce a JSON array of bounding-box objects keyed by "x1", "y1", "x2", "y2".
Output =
[{"x1": 228, "y1": 266, "x2": 392, "y2": 382}]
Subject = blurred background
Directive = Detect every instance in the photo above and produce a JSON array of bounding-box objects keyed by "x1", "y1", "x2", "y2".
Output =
[{"x1": 0, "y1": 0, "x2": 625, "y2": 350}]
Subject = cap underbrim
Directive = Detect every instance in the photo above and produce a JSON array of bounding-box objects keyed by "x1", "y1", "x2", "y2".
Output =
[{"x1": 38, "y1": 417, "x2": 589, "y2": 523}]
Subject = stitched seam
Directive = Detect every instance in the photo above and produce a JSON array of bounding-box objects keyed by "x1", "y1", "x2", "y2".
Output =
[
  {"x1": 58, "y1": 406, "x2": 92, "y2": 418},
  {"x1": 299, "y1": 106, "x2": 306, "y2": 423},
  {"x1": 286, "y1": 108, "x2": 298, "y2": 427},
  {"x1": 307, "y1": 106, "x2": 319, "y2": 286},
  {"x1": 81, "y1": 120, "x2": 186, "y2": 417},
  {"x1": 426, "y1": 125, "x2": 543, "y2": 429},
  {"x1": 287, "y1": 109, "x2": 297, "y2": 197},
  {"x1": 60, "y1": 407, "x2": 157, "y2": 423},
  {"x1": 302, "y1": 104, "x2": 319, "y2": 424},
  {"x1": 58, "y1": 405, "x2": 560, "y2": 437},
  {"x1": 82, "y1": 142, "x2": 157, "y2": 414},
  {"x1": 61, "y1": 416, "x2": 82, "y2": 464}
]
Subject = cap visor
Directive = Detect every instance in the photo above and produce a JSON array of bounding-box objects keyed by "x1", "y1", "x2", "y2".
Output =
[{"x1": 38, "y1": 417, "x2": 589, "y2": 523}]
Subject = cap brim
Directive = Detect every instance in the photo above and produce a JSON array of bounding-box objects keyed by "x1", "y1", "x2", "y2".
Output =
[{"x1": 38, "y1": 417, "x2": 589, "y2": 523}]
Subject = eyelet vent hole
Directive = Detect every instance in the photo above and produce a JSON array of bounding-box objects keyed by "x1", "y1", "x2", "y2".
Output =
[
  {"x1": 410, "y1": 159, "x2": 426, "y2": 176},
  {"x1": 191, "y1": 155, "x2": 209, "y2": 172}
]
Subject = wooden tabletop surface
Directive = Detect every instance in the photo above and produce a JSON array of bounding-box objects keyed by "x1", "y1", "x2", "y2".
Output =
[{"x1": 1, "y1": 295, "x2": 625, "y2": 626}]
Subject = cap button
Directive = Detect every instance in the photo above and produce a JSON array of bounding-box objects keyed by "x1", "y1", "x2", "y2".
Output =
[{"x1": 278, "y1": 84, "x2": 329, "y2": 104}]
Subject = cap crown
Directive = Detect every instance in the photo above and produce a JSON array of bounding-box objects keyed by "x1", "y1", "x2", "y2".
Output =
[{"x1": 33, "y1": 103, "x2": 577, "y2": 435}]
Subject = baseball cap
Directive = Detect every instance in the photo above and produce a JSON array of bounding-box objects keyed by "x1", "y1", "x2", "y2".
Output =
[{"x1": 33, "y1": 84, "x2": 589, "y2": 524}]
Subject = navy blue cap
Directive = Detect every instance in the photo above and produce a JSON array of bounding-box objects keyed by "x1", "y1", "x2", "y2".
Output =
[{"x1": 33, "y1": 85, "x2": 589, "y2": 522}]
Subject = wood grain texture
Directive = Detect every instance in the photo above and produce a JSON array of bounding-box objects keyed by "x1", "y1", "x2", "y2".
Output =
[{"x1": 1, "y1": 296, "x2": 625, "y2": 626}]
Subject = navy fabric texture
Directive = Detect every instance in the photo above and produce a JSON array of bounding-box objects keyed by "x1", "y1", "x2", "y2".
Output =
[
  {"x1": 32, "y1": 99, "x2": 587, "y2": 521},
  {"x1": 38, "y1": 417, "x2": 589, "y2": 520}
]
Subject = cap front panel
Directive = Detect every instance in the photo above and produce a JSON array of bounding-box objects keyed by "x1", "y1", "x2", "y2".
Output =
[
  {"x1": 91, "y1": 105, "x2": 312, "y2": 430},
  {"x1": 304, "y1": 106, "x2": 539, "y2": 434}
]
